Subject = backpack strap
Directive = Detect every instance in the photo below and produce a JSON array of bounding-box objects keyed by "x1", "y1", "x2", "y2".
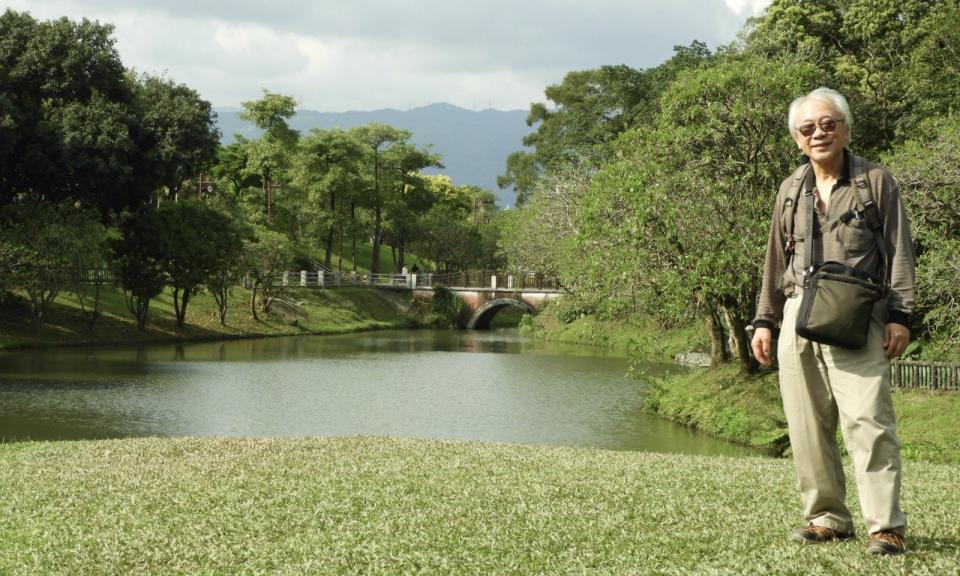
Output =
[
  {"x1": 802, "y1": 178, "x2": 817, "y2": 275},
  {"x1": 851, "y1": 155, "x2": 889, "y2": 285},
  {"x1": 783, "y1": 163, "x2": 811, "y2": 256}
]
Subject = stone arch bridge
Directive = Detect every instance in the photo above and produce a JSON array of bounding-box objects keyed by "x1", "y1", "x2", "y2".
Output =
[
  {"x1": 412, "y1": 271, "x2": 560, "y2": 329},
  {"x1": 272, "y1": 269, "x2": 560, "y2": 329}
]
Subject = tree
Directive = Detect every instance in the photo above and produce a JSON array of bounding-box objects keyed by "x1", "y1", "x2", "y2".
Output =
[
  {"x1": 152, "y1": 202, "x2": 246, "y2": 330},
  {"x1": 112, "y1": 210, "x2": 166, "y2": 331},
  {"x1": 0, "y1": 10, "x2": 133, "y2": 210},
  {"x1": 0, "y1": 202, "x2": 101, "y2": 332},
  {"x1": 884, "y1": 115, "x2": 960, "y2": 348},
  {"x1": 240, "y1": 91, "x2": 299, "y2": 225},
  {"x1": 133, "y1": 74, "x2": 221, "y2": 203},
  {"x1": 585, "y1": 56, "x2": 818, "y2": 372},
  {"x1": 353, "y1": 123, "x2": 410, "y2": 275},
  {"x1": 499, "y1": 43, "x2": 715, "y2": 203},
  {"x1": 244, "y1": 227, "x2": 295, "y2": 320},
  {"x1": 292, "y1": 128, "x2": 367, "y2": 268},
  {"x1": 745, "y1": 0, "x2": 953, "y2": 153},
  {"x1": 0, "y1": 11, "x2": 221, "y2": 213},
  {"x1": 67, "y1": 213, "x2": 111, "y2": 332},
  {"x1": 382, "y1": 142, "x2": 443, "y2": 270}
]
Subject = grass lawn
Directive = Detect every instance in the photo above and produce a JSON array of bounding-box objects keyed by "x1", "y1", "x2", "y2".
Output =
[
  {"x1": 0, "y1": 437, "x2": 957, "y2": 575},
  {"x1": 0, "y1": 285, "x2": 412, "y2": 350}
]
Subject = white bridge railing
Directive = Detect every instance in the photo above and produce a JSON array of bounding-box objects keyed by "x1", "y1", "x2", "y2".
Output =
[{"x1": 270, "y1": 270, "x2": 433, "y2": 289}]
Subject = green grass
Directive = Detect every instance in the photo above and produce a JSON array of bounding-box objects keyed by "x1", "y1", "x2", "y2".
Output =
[
  {"x1": 642, "y1": 364, "x2": 960, "y2": 464},
  {"x1": 0, "y1": 437, "x2": 956, "y2": 575},
  {"x1": 641, "y1": 365, "x2": 790, "y2": 454},
  {"x1": 321, "y1": 241, "x2": 432, "y2": 275},
  {"x1": 528, "y1": 311, "x2": 960, "y2": 464},
  {"x1": 0, "y1": 284, "x2": 412, "y2": 350},
  {"x1": 893, "y1": 390, "x2": 960, "y2": 464},
  {"x1": 521, "y1": 304, "x2": 704, "y2": 356}
]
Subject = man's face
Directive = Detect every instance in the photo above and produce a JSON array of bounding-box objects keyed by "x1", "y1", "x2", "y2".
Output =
[{"x1": 792, "y1": 99, "x2": 849, "y2": 165}]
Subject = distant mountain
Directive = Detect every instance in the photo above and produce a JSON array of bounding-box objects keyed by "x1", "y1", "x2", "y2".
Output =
[{"x1": 215, "y1": 103, "x2": 531, "y2": 207}]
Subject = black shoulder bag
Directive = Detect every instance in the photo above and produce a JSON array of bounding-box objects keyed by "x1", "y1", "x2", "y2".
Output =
[{"x1": 794, "y1": 157, "x2": 889, "y2": 349}]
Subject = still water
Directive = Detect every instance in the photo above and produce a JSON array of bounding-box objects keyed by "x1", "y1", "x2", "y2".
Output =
[{"x1": 0, "y1": 329, "x2": 757, "y2": 456}]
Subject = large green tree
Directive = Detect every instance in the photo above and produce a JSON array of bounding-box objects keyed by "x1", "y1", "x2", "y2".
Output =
[
  {"x1": 240, "y1": 91, "x2": 299, "y2": 225},
  {"x1": 499, "y1": 43, "x2": 715, "y2": 205},
  {"x1": 153, "y1": 201, "x2": 246, "y2": 330},
  {"x1": 884, "y1": 115, "x2": 960, "y2": 349},
  {"x1": 745, "y1": 0, "x2": 958, "y2": 153},
  {"x1": 0, "y1": 10, "x2": 220, "y2": 213},
  {"x1": 292, "y1": 128, "x2": 367, "y2": 269},
  {"x1": 0, "y1": 202, "x2": 104, "y2": 332},
  {"x1": 584, "y1": 56, "x2": 818, "y2": 371}
]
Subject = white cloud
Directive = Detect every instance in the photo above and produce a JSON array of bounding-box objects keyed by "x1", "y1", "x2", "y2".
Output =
[
  {"x1": 6, "y1": 0, "x2": 765, "y2": 111},
  {"x1": 723, "y1": 0, "x2": 771, "y2": 17}
]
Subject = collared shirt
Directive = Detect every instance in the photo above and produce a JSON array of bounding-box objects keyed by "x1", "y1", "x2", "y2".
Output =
[{"x1": 753, "y1": 151, "x2": 916, "y2": 329}]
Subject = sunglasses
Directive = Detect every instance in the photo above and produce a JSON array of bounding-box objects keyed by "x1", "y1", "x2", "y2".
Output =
[{"x1": 797, "y1": 116, "x2": 844, "y2": 137}]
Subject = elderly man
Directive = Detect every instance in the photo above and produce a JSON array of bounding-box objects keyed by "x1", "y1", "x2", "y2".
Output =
[{"x1": 751, "y1": 87, "x2": 915, "y2": 556}]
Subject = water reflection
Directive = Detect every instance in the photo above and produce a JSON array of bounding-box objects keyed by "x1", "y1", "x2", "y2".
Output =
[{"x1": 0, "y1": 330, "x2": 759, "y2": 457}]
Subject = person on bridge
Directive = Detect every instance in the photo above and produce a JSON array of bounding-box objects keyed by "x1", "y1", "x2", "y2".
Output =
[{"x1": 751, "y1": 87, "x2": 916, "y2": 556}]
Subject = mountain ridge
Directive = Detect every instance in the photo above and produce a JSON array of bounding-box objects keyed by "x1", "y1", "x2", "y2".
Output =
[{"x1": 215, "y1": 102, "x2": 531, "y2": 206}]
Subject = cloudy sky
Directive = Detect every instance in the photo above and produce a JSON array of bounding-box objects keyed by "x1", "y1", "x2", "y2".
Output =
[{"x1": 8, "y1": 0, "x2": 771, "y2": 112}]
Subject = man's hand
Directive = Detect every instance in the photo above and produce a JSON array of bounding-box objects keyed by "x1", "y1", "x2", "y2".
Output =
[
  {"x1": 883, "y1": 323, "x2": 910, "y2": 360},
  {"x1": 751, "y1": 327, "x2": 773, "y2": 367}
]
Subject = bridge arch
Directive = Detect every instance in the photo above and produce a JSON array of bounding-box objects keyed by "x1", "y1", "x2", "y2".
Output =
[{"x1": 467, "y1": 298, "x2": 536, "y2": 330}]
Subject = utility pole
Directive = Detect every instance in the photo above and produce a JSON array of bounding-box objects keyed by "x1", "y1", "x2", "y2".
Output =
[{"x1": 197, "y1": 174, "x2": 214, "y2": 200}]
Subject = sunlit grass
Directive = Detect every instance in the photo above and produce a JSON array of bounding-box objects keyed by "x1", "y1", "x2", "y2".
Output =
[
  {"x1": 0, "y1": 285, "x2": 411, "y2": 350},
  {"x1": 0, "y1": 437, "x2": 956, "y2": 575}
]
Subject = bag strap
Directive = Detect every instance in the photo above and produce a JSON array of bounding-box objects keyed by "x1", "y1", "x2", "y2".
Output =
[
  {"x1": 851, "y1": 155, "x2": 889, "y2": 286},
  {"x1": 783, "y1": 163, "x2": 810, "y2": 256},
  {"x1": 802, "y1": 179, "x2": 818, "y2": 277}
]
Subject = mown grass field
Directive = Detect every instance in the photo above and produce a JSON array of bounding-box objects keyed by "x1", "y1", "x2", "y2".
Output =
[{"x1": 1, "y1": 437, "x2": 957, "y2": 575}]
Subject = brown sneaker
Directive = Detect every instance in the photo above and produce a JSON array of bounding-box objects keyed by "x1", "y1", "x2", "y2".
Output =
[
  {"x1": 791, "y1": 524, "x2": 855, "y2": 544},
  {"x1": 867, "y1": 531, "x2": 907, "y2": 555}
]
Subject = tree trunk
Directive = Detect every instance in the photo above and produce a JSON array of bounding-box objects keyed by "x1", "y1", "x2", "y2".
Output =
[
  {"x1": 136, "y1": 299, "x2": 149, "y2": 331},
  {"x1": 397, "y1": 235, "x2": 405, "y2": 271},
  {"x1": 324, "y1": 193, "x2": 336, "y2": 268},
  {"x1": 723, "y1": 306, "x2": 760, "y2": 374},
  {"x1": 707, "y1": 308, "x2": 729, "y2": 367},
  {"x1": 371, "y1": 205, "x2": 383, "y2": 275},
  {"x1": 250, "y1": 284, "x2": 259, "y2": 321},
  {"x1": 324, "y1": 226, "x2": 335, "y2": 269},
  {"x1": 350, "y1": 201, "x2": 357, "y2": 273},
  {"x1": 177, "y1": 290, "x2": 190, "y2": 329},
  {"x1": 87, "y1": 281, "x2": 102, "y2": 333}
]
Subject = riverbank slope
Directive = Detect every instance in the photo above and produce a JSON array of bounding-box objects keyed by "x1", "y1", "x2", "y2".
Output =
[
  {"x1": 525, "y1": 306, "x2": 960, "y2": 463},
  {"x1": 0, "y1": 285, "x2": 414, "y2": 350},
  {"x1": 1, "y1": 436, "x2": 956, "y2": 574}
]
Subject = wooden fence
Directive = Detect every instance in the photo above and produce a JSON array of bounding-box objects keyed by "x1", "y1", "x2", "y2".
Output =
[{"x1": 891, "y1": 360, "x2": 960, "y2": 391}]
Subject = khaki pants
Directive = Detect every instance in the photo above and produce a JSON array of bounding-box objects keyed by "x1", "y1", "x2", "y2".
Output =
[{"x1": 778, "y1": 294, "x2": 905, "y2": 536}]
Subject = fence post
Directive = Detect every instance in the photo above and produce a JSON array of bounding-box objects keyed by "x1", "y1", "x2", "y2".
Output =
[
  {"x1": 300, "y1": 270, "x2": 308, "y2": 287},
  {"x1": 507, "y1": 274, "x2": 514, "y2": 289},
  {"x1": 410, "y1": 273, "x2": 417, "y2": 289},
  {"x1": 349, "y1": 271, "x2": 355, "y2": 286},
  {"x1": 283, "y1": 271, "x2": 290, "y2": 286},
  {"x1": 490, "y1": 274, "x2": 497, "y2": 290}
]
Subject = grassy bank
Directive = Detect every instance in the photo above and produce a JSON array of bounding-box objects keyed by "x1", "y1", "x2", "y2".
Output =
[
  {"x1": 0, "y1": 284, "x2": 413, "y2": 350},
  {"x1": 1, "y1": 437, "x2": 957, "y2": 575},
  {"x1": 525, "y1": 309, "x2": 960, "y2": 463},
  {"x1": 520, "y1": 303, "x2": 704, "y2": 356}
]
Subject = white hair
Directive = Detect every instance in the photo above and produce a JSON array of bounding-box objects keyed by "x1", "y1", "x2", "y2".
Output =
[{"x1": 788, "y1": 87, "x2": 853, "y2": 138}]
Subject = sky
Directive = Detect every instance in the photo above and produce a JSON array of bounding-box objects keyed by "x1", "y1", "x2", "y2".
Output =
[{"x1": 7, "y1": 0, "x2": 771, "y2": 112}]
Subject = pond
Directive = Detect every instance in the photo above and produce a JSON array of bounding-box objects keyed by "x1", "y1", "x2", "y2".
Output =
[{"x1": 0, "y1": 329, "x2": 758, "y2": 456}]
